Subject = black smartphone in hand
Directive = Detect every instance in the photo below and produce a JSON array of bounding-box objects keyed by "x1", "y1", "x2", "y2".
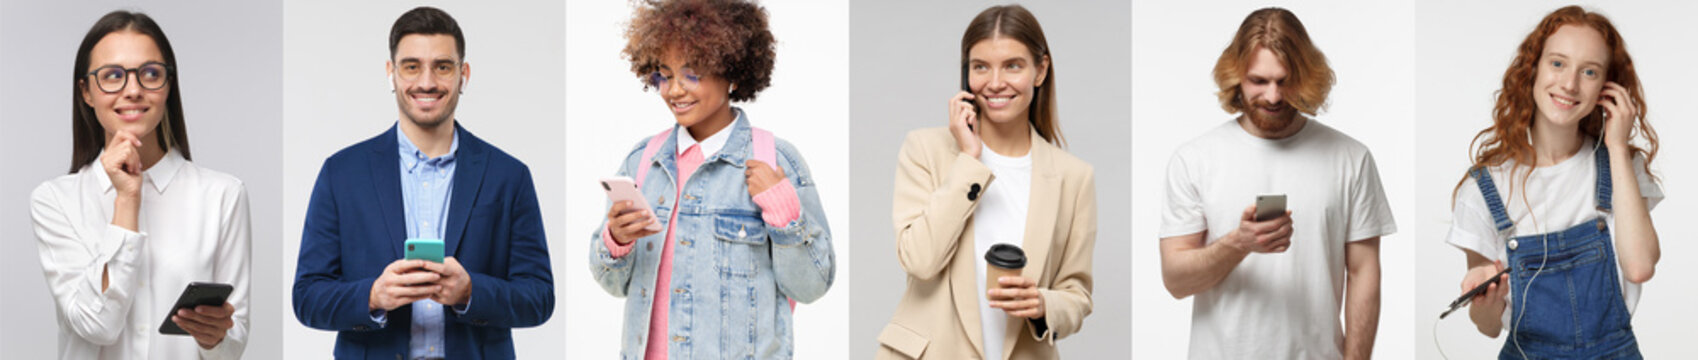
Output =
[
  {"x1": 1439, "y1": 268, "x2": 1511, "y2": 319},
  {"x1": 158, "y1": 282, "x2": 234, "y2": 335},
  {"x1": 960, "y1": 64, "x2": 977, "y2": 132}
]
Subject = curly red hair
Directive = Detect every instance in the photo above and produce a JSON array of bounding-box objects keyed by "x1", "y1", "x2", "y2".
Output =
[
  {"x1": 1455, "y1": 6, "x2": 1658, "y2": 201},
  {"x1": 622, "y1": 0, "x2": 775, "y2": 102},
  {"x1": 1213, "y1": 7, "x2": 1334, "y2": 116}
]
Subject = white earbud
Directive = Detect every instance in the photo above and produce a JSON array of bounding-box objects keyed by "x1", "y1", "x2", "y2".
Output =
[{"x1": 388, "y1": 73, "x2": 395, "y2": 93}]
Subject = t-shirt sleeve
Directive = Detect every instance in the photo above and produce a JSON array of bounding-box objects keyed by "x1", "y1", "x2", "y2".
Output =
[
  {"x1": 1159, "y1": 151, "x2": 1207, "y2": 238},
  {"x1": 1346, "y1": 151, "x2": 1398, "y2": 242},
  {"x1": 1445, "y1": 176, "x2": 1503, "y2": 261},
  {"x1": 1632, "y1": 153, "x2": 1664, "y2": 211}
]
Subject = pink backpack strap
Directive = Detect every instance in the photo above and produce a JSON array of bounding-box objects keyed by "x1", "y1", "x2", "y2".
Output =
[
  {"x1": 750, "y1": 126, "x2": 797, "y2": 311},
  {"x1": 750, "y1": 127, "x2": 778, "y2": 172},
  {"x1": 633, "y1": 127, "x2": 673, "y2": 188}
]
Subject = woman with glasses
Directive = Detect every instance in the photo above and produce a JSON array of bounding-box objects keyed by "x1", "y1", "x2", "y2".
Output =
[
  {"x1": 588, "y1": 0, "x2": 834, "y2": 358},
  {"x1": 31, "y1": 10, "x2": 251, "y2": 359},
  {"x1": 878, "y1": 5, "x2": 1096, "y2": 359}
]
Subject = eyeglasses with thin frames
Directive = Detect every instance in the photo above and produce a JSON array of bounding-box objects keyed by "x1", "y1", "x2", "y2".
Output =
[
  {"x1": 395, "y1": 59, "x2": 462, "y2": 81},
  {"x1": 84, "y1": 62, "x2": 172, "y2": 93},
  {"x1": 645, "y1": 69, "x2": 701, "y2": 93}
]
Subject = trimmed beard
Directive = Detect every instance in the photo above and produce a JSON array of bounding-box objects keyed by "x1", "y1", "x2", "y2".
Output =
[{"x1": 1245, "y1": 97, "x2": 1297, "y2": 133}]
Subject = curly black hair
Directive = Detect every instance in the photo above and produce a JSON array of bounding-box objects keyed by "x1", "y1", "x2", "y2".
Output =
[{"x1": 623, "y1": 0, "x2": 775, "y2": 102}]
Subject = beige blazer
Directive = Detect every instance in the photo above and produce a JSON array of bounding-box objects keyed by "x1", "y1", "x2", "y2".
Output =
[{"x1": 877, "y1": 128, "x2": 1096, "y2": 360}]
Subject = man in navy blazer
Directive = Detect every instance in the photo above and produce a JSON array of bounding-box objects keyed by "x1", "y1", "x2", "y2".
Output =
[{"x1": 292, "y1": 7, "x2": 553, "y2": 359}]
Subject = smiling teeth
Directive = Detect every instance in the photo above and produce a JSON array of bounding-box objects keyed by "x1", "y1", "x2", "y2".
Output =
[
  {"x1": 118, "y1": 109, "x2": 144, "y2": 115},
  {"x1": 986, "y1": 97, "x2": 1011, "y2": 104},
  {"x1": 1555, "y1": 97, "x2": 1577, "y2": 106}
]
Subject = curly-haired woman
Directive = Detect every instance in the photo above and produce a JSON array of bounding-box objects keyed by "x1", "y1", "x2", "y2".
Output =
[
  {"x1": 1448, "y1": 6, "x2": 1660, "y2": 359},
  {"x1": 587, "y1": 0, "x2": 835, "y2": 359}
]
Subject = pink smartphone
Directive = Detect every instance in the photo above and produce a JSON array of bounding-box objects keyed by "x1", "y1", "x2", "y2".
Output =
[{"x1": 600, "y1": 176, "x2": 663, "y2": 232}]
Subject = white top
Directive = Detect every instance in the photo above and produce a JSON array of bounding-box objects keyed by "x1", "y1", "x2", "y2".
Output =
[
  {"x1": 1161, "y1": 119, "x2": 1397, "y2": 360},
  {"x1": 675, "y1": 121, "x2": 732, "y2": 158},
  {"x1": 973, "y1": 143, "x2": 1032, "y2": 359},
  {"x1": 30, "y1": 150, "x2": 251, "y2": 360},
  {"x1": 1445, "y1": 138, "x2": 1661, "y2": 328}
]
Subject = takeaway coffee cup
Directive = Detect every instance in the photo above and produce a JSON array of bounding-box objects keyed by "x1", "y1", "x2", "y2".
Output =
[{"x1": 984, "y1": 244, "x2": 1027, "y2": 292}]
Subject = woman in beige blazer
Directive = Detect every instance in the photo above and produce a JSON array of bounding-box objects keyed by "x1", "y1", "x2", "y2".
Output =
[{"x1": 878, "y1": 5, "x2": 1096, "y2": 360}]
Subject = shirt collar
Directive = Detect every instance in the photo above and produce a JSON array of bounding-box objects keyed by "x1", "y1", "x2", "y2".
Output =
[
  {"x1": 675, "y1": 112, "x2": 737, "y2": 158},
  {"x1": 97, "y1": 148, "x2": 187, "y2": 194},
  {"x1": 398, "y1": 125, "x2": 460, "y2": 172}
]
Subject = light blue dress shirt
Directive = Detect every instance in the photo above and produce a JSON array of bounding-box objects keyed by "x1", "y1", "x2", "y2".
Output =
[{"x1": 372, "y1": 127, "x2": 462, "y2": 359}]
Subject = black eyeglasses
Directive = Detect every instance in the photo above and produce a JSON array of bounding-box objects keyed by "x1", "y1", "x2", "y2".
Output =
[{"x1": 84, "y1": 62, "x2": 172, "y2": 93}]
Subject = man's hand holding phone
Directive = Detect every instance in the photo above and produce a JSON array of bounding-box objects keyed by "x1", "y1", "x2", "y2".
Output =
[
  {"x1": 1226, "y1": 204, "x2": 1294, "y2": 253},
  {"x1": 949, "y1": 90, "x2": 981, "y2": 159},
  {"x1": 369, "y1": 259, "x2": 441, "y2": 311},
  {"x1": 421, "y1": 257, "x2": 473, "y2": 306}
]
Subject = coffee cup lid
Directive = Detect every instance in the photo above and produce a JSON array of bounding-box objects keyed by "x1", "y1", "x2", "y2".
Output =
[{"x1": 984, "y1": 244, "x2": 1026, "y2": 269}]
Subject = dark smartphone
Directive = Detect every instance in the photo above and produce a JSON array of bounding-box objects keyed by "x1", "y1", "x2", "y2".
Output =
[
  {"x1": 159, "y1": 282, "x2": 234, "y2": 335},
  {"x1": 960, "y1": 64, "x2": 977, "y2": 131},
  {"x1": 1439, "y1": 268, "x2": 1512, "y2": 319}
]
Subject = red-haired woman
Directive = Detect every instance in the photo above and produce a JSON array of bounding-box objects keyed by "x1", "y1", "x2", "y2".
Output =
[{"x1": 1448, "y1": 6, "x2": 1660, "y2": 359}]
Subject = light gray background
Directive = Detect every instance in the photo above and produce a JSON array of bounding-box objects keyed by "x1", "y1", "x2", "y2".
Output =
[
  {"x1": 1414, "y1": 2, "x2": 1698, "y2": 357},
  {"x1": 0, "y1": 1, "x2": 284, "y2": 359},
  {"x1": 564, "y1": 0, "x2": 852, "y2": 358},
  {"x1": 1131, "y1": 0, "x2": 1417, "y2": 358},
  {"x1": 280, "y1": 0, "x2": 566, "y2": 357},
  {"x1": 849, "y1": 1, "x2": 1133, "y2": 358}
]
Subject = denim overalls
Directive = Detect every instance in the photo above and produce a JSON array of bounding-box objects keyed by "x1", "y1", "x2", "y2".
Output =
[{"x1": 1471, "y1": 145, "x2": 1641, "y2": 359}]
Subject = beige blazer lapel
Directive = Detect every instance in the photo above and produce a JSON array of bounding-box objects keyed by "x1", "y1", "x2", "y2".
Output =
[{"x1": 950, "y1": 221, "x2": 985, "y2": 358}]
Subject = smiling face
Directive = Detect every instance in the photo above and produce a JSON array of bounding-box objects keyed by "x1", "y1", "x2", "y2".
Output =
[
  {"x1": 655, "y1": 48, "x2": 734, "y2": 130},
  {"x1": 1239, "y1": 47, "x2": 1298, "y2": 132},
  {"x1": 1533, "y1": 24, "x2": 1609, "y2": 128},
  {"x1": 966, "y1": 36, "x2": 1047, "y2": 126},
  {"x1": 388, "y1": 34, "x2": 466, "y2": 129},
  {"x1": 81, "y1": 30, "x2": 168, "y2": 141}
]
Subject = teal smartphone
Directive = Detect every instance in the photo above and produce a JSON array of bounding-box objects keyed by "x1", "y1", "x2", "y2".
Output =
[{"x1": 404, "y1": 238, "x2": 444, "y2": 263}]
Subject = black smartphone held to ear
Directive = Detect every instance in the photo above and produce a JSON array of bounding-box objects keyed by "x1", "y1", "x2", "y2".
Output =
[
  {"x1": 1439, "y1": 267, "x2": 1512, "y2": 319},
  {"x1": 159, "y1": 282, "x2": 234, "y2": 335},
  {"x1": 960, "y1": 64, "x2": 977, "y2": 132}
]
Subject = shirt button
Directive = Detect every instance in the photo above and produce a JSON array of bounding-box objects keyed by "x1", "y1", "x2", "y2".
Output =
[
  {"x1": 674, "y1": 288, "x2": 685, "y2": 294},
  {"x1": 673, "y1": 336, "x2": 686, "y2": 343},
  {"x1": 429, "y1": 346, "x2": 436, "y2": 352},
  {"x1": 658, "y1": 197, "x2": 667, "y2": 205},
  {"x1": 646, "y1": 242, "x2": 654, "y2": 251},
  {"x1": 423, "y1": 182, "x2": 430, "y2": 187},
  {"x1": 1508, "y1": 239, "x2": 1519, "y2": 251}
]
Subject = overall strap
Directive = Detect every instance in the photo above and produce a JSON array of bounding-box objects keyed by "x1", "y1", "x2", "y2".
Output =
[
  {"x1": 1471, "y1": 167, "x2": 1515, "y2": 233},
  {"x1": 1594, "y1": 144, "x2": 1613, "y2": 213},
  {"x1": 633, "y1": 127, "x2": 674, "y2": 188}
]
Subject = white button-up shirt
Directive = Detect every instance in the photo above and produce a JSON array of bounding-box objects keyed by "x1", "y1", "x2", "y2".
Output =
[{"x1": 30, "y1": 150, "x2": 251, "y2": 359}]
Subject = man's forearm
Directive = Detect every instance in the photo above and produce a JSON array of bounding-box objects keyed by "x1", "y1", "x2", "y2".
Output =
[
  {"x1": 1343, "y1": 240, "x2": 1382, "y2": 360},
  {"x1": 1160, "y1": 233, "x2": 1250, "y2": 299}
]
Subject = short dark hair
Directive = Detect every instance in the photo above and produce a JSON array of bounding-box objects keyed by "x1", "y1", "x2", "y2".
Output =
[
  {"x1": 623, "y1": 0, "x2": 775, "y2": 102},
  {"x1": 389, "y1": 6, "x2": 465, "y2": 60},
  {"x1": 71, "y1": 10, "x2": 190, "y2": 174}
]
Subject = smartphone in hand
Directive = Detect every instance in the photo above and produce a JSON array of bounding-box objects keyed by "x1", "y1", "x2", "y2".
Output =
[
  {"x1": 158, "y1": 282, "x2": 233, "y2": 335},
  {"x1": 405, "y1": 238, "x2": 445, "y2": 263},
  {"x1": 960, "y1": 64, "x2": 978, "y2": 132},
  {"x1": 602, "y1": 177, "x2": 663, "y2": 232},
  {"x1": 1254, "y1": 194, "x2": 1287, "y2": 222}
]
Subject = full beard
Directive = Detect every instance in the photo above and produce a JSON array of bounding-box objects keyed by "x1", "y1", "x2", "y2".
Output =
[
  {"x1": 1245, "y1": 98, "x2": 1298, "y2": 133},
  {"x1": 397, "y1": 91, "x2": 457, "y2": 129}
]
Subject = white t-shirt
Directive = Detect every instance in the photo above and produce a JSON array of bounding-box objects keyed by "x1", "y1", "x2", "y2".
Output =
[
  {"x1": 1161, "y1": 119, "x2": 1397, "y2": 360},
  {"x1": 974, "y1": 143, "x2": 1032, "y2": 359},
  {"x1": 1445, "y1": 138, "x2": 1661, "y2": 328}
]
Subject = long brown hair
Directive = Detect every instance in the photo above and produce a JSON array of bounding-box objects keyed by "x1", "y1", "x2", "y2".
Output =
[
  {"x1": 1453, "y1": 6, "x2": 1657, "y2": 203},
  {"x1": 961, "y1": 5, "x2": 1062, "y2": 146},
  {"x1": 1213, "y1": 7, "x2": 1333, "y2": 116},
  {"x1": 70, "y1": 10, "x2": 190, "y2": 174}
]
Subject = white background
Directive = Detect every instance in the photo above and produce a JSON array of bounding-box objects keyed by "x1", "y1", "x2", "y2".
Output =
[
  {"x1": 1131, "y1": 0, "x2": 1417, "y2": 358},
  {"x1": 280, "y1": 0, "x2": 566, "y2": 357},
  {"x1": 0, "y1": 1, "x2": 285, "y2": 359},
  {"x1": 1414, "y1": 1, "x2": 1698, "y2": 358},
  {"x1": 563, "y1": 0, "x2": 851, "y2": 358}
]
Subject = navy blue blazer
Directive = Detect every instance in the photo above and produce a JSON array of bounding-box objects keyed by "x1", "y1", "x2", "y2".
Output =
[{"x1": 293, "y1": 124, "x2": 554, "y2": 359}]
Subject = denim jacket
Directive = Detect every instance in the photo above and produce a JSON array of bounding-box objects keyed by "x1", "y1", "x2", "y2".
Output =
[{"x1": 590, "y1": 110, "x2": 835, "y2": 359}]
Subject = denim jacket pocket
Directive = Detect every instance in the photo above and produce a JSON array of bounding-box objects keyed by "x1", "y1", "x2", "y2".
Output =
[{"x1": 713, "y1": 213, "x2": 769, "y2": 277}]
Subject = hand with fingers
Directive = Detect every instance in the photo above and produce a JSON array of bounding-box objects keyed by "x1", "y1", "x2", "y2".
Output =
[
  {"x1": 423, "y1": 257, "x2": 473, "y2": 306},
  {"x1": 606, "y1": 201, "x2": 660, "y2": 245},
  {"x1": 949, "y1": 90, "x2": 982, "y2": 159},
  {"x1": 369, "y1": 259, "x2": 441, "y2": 311},
  {"x1": 744, "y1": 160, "x2": 784, "y2": 198},
  {"x1": 1225, "y1": 204, "x2": 1294, "y2": 253},
  {"x1": 102, "y1": 130, "x2": 146, "y2": 231},
  {"x1": 172, "y1": 302, "x2": 235, "y2": 349},
  {"x1": 1462, "y1": 260, "x2": 1509, "y2": 317},
  {"x1": 988, "y1": 276, "x2": 1045, "y2": 319},
  {"x1": 1597, "y1": 81, "x2": 1639, "y2": 149}
]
